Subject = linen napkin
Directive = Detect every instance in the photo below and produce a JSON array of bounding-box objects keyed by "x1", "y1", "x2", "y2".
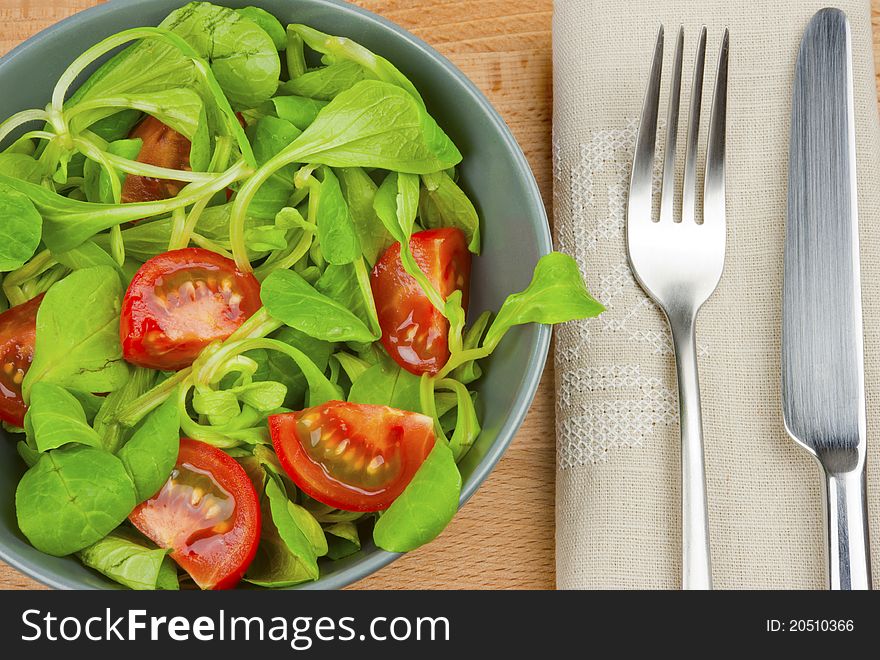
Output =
[{"x1": 553, "y1": 0, "x2": 880, "y2": 589}]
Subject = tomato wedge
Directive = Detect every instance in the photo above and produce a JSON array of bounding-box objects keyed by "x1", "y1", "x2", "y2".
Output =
[
  {"x1": 120, "y1": 248, "x2": 261, "y2": 371},
  {"x1": 371, "y1": 228, "x2": 471, "y2": 376},
  {"x1": 129, "y1": 438, "x2": 261, "y2": 590},
  {"x1": 121, "y1": 115, "x2": 191, "y2": 204},
  {"x1": 269, "y1": 402, "x2": 435, "y2": 512},
  {"x1": 0, "y1": 294, "x2": 43, "y2": 427}
]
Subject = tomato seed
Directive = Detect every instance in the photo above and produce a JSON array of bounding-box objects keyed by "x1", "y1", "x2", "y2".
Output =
[{"x1": 190, "y1": 486, "x2": 205, "y2": 507}]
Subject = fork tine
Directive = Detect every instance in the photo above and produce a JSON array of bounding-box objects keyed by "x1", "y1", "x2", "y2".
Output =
[
  {"x1": 659, "y1": 27, "x2": 684, "y2": 224},
  {"x1": 704, "y1": 28, "x2": 729, "y2": 225},
  {"x1": 628, "y1": 25, "x2": 664, "y2": 225},
  {"x1": 682, "y1": 27, "x2": 707, "y2": 225}
]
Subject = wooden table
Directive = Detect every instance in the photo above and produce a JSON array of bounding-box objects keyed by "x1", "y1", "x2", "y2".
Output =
[{"x1": 3, "y1": 0, "x2": 880, "y2": 591}]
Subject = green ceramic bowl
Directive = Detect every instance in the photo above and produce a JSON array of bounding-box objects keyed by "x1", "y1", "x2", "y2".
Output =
[{"x1": 0, "y1": 0, "x2": 551, "y2": 589}]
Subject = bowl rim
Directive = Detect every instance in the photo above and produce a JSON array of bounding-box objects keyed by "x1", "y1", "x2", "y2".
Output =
[{"x1": 0, "y1": 0, "x2": 552, "y2": 590}]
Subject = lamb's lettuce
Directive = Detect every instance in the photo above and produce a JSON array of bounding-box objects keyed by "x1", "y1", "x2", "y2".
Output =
[
  {"x1": 117, "y1": 396, "x2": 180, "y2": 503},
  {"x1": 160, "y1": 2, "x2": 280, "y2": 108},
  {"x1": 25, "y1": 382, "x2": 103, "y2": 453},
  {"x1": 0, "y1": 183, "x2": 42, "y2": 272},
  {"x1": 373, "y1": 440, "x2": 460, "y2": 553},
  {"x1": 315, "y1": 167, "x2": 360, "y2": 265},
  {"x1": 261, "y1": 269, "x2": 374, "y2": 343},
  {"x1": 78, "y1": 530, "x2": 179, "y2": 591},
  {"x1": 420, "y1": 170, "x2": 481, "y2": 253},
  {"x1": 22, "y1": 266, "x2": 129, "y2": 399},
  {"x1": 16, "y1": 445, "x2": 137, "y2": 556}
]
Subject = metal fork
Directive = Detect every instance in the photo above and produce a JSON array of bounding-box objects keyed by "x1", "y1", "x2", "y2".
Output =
[{"x1": 626, "y1": 25, "x2": 729, "y2": 590}]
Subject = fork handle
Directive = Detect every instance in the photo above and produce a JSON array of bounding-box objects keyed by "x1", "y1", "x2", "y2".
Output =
[{"x1": 669, "y1": 311, "x2": 713, "y2": 590}]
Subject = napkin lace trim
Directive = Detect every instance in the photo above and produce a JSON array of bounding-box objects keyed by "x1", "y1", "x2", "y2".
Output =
[{"x1": 553, "y1": 120, "x2": 707, "y2": 468}]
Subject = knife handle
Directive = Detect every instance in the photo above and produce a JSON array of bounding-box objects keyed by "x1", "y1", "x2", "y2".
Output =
[
  {"x1": 823, "y1": 468, "x2": 872, "y2": 590},
  {"x1": 669, "y1": 311, "x2": 713, "y2": 590}
]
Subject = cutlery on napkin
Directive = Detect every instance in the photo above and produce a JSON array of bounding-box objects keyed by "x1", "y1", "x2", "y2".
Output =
[{"x1": 553, "y1": 0, "x2": 880, "y2": 589}]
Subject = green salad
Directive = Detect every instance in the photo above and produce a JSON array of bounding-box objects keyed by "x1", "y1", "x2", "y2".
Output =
[{"x1": 0, "y1": 2, "x2": 602, "y2": 590}]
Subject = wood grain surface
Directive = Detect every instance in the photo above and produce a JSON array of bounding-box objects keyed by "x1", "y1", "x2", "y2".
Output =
[{"x1": 1, "y1": 0, "x2": 878, "y2": 591}]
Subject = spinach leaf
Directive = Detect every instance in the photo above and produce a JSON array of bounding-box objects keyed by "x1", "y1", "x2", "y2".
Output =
[
  {"x1": 117, "y1": 396, "x2": 180, "y2": 503},
  {"x1": 420, "y1": 170, "x2": 481, "y2": 253},
  {"x1": 336, "y1": 167, "x2": 392, "y2": 265},
  {"x1": 348, "y1": 359, "x2": 421, "y2": 413},
  {"x1": 246, "y1": 476, "x2": 321, "y2": 587},
  {"x1": 285, "y1": 24, "x2": 307, "y2": 77},
  {"x1": 0, "y1": 152, "x2": 42, "y2": 183},
  {"x1": 0, "y1": 170, "x2": 243, "y2": 254},
  {"x1": 374, "y1": 170, "x2": 447, "y2": 312},
  {"x1": 69, "y1": 389, "x2": 107, "y2": 422},
  {"x1": 115, "y1": 204, "x2": 269, "y2": 262},
  {"x1": 0, "y1": 182, "x2": 42, "y2": 272},
  {"x1": 23, "y1": 266, "x2": 129, "y2": 398},
  {"x1": 161, "y1": 2, "x2": 280, "y2": 108},
  {"x1": 289, "y1": 24, "x2": 422, "y2": 104},
  {"x1": 16, "y1": 445, "x2": 137, "y2": 556},
  {"x1": 25, "y1": 382, "x2": 102, "y2": 453},
  {"x1": 251, "y1": 327, "x2": 332, "y2": 409},
  {"x1": 261, "y1": 269, "x2": 374, "y2": 343},
  {"x1": 333, "y1": 352, "x2": 370, "y2": 382},
  {"x1": 437, "y1": 379, "x2": 480, "y2": 461},
  {"x1": 315, "y1": 264, "x2": 382, "y2": 340},
  {"x1": 53, "y1": 241, "x2": 123, "y2": 276},
  {"x1": 450, "y1": 310, "x2": 491, "y2": 384},
  {"x1": 483, "y1": 252, "x2": 605, "y2": 351},
  {"x1": 227, "y1": 336, "x2": 341, "y2": 408},
  {"x1": 374, "y1": 170, "x2": 420, "y2": 243},
  {"x1": 444, "y1": 290, "x2": 467, "y2": 357},
  {"x1": 324, "y1": 521, "x2": 361, "y2": 560},
  {"x1": 261, "y1": 465, "x2": 328, "y2": 558},
  {"x1": 236, "y1": 381, "x2": 287, "y2": 412},
  {"x1": 77, "y1": 88, "x2": 206, "y2": 161},
  {"x1": 17, "y1": 441, "x2": 40, "y2": 468},
  {"x1": 247, "y1": 115, "x2": 301, "y2": 220},
  {"x1": 315, "y1": 167, "x2": 360, "y2": 265},
  {"x1": 92, "y1": 366, "x2": 157, "y2": 454},
  {"x1": 278, "y1": 60, "x2": 367, "y2": 100},
  {"x1": 282, "y1": 81, "x2": 461, "y2": 173},
  {"x1": 192, "y1": 387, "x2": 240, "y2": 426},
  {"x1": 128, "y1": 88, "x2": 205, "y2": 139},
  {"x1": 373, "y1": 440, "x2": 460, "y2": 552},
  {"x1": 271, "y1": 95, "x2": 326, "y2": 131},
  {"x1": 87, "y1": 109, "x2": 142, "y2": 142},
  {"x1": 83, "y1": 138, "x2": 142, "y2": 204},
  {"x1": 77, "y1": 530, "x2": 178, "y2": 590},
  {"x1": 66, "y1": 31, "x2": 227, "y2": 149},
  {"x1": 235, "y1": 6, "x2": 286, "y2": 51}
]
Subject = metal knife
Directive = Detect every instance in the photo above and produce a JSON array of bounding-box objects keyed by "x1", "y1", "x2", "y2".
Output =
[{"x1": 782, "y1": 8, "x2": 872, "y2": 590}]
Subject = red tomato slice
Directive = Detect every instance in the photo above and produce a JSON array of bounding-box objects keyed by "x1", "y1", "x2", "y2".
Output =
[
  {"x1": 0, "y1": 294, "x2": 43, "y2": 427},
  {"x1": 129, "y1": 438, "x2": 261, "y2": 590},
  {"x1": 121, "y1": 115, "x2": 191, "y2": 204},
  {"x1": 371, "y1": 227, "x2": 471, "y2": 376},
  {"x1": 120, "y1": 248, "x2": 261, "y2": 371},
  {"x1": 269, "y1": 402, "x2": 436, "y2": 512}
]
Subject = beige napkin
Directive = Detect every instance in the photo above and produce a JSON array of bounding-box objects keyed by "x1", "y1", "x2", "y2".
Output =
[{"x1": 553, "y1": 0, "x2": 880, "y2": 589}]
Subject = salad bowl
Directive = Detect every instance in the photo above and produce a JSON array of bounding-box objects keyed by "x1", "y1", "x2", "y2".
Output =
[{"x1": 0, "y1": 0, "x2": 552, "y2": 590}]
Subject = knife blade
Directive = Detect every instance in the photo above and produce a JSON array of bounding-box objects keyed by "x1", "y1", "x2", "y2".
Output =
[{"x1": 782, "y1": 7, "x2": 871, "y2": 590}]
